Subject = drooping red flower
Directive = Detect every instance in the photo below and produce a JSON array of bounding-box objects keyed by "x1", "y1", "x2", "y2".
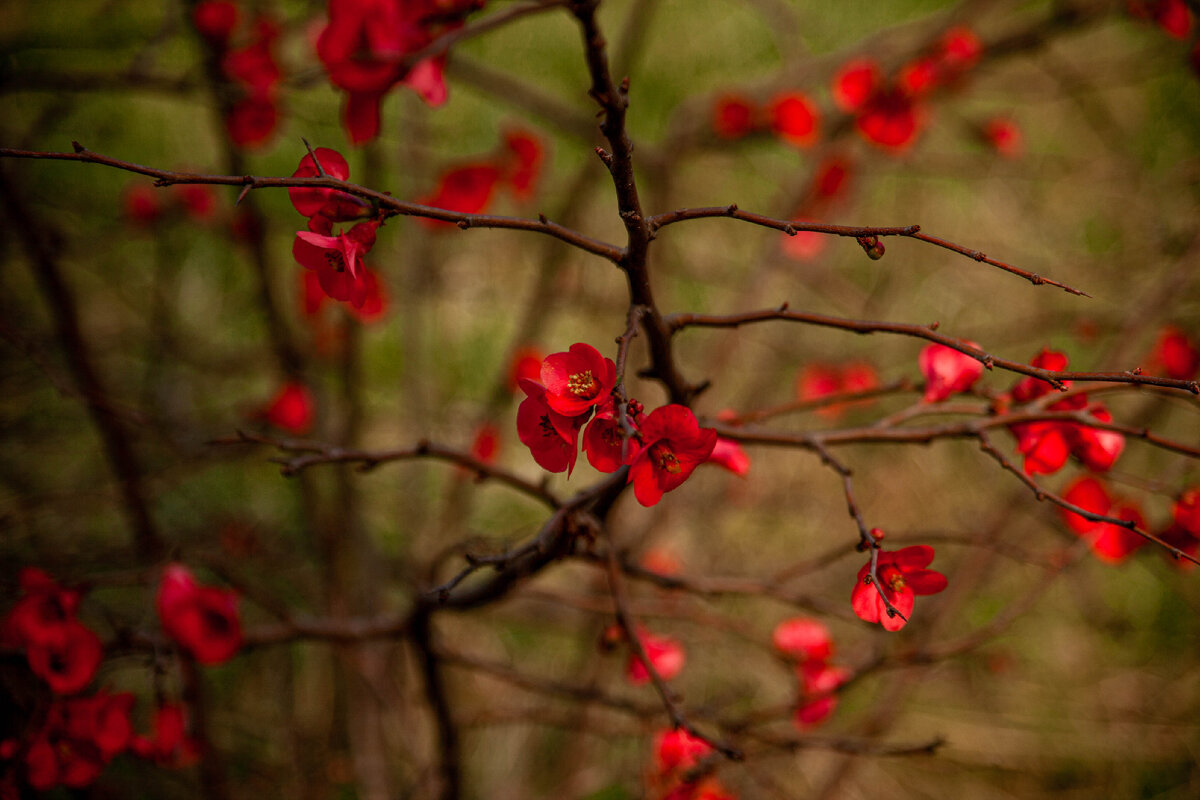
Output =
[
  {"x1": 794, "y1": 660, "x2": 850, "y2": 728},
  {"x1": 289, "y1": 147, "x2": 366, "y2": 222},
  {"x1": 626, "y1": 405, "x2": 717, "y2": 507},
  {"x1": 1014, "y1": 421, "x2": 1072, "y2": 476},
  {"x1": 583, "y1": 400, "x2": 638, "y2": 474},
  {"x1": 516, "y1": 380, "x2": 583, "y2": 475},
  {"x1": 293, "y1": 218, "x2": 381, "y2": 305},
  {"x1": 24, "y1": 622, "x2": 102, "y2": 695},
  {"x1": 654, "y1": 728, "x2": 712, "y2": 774},
  {"x1": 502, "y1": 128, "x2": 545, "y2": 202},
  {"x1": 156, "y1": 563, "x2": 243, "y2": 664},
  {"x1": 540, "y1": 343, "x2": 617, "y2": 418},
  {"x1": 650, "y1": 729, "x2": 735, "y2": 800},
  {"x1": 1147, "y1": 325, "x2": 1199, "y2": 380},
  {"x1": 1060, "y1": 477, "x2": 1147, "y2": 563},
  {"x1": 705, "y1": 437, "x2": 749, "y2": 477},
  {"x1": 131, "y1": 702, "x2": 200, "y2": 768},
  {"x1": 767, "y1": 91, "x2": 820, "y2": 148},
  {"x1": 193, "y1": 0, "x2": 239, "y2": 48},
  {"x1": 918, "y1": 342, "x2": 984, "y2": 402},
  {"x1": 851, "y1": 545, "x2": 948, "y2": 631},
  {"x1": 626, "y1": 629, "x2": 685, "y2": 685},
  {"x1": 712, "y1": 93, "x2": 756, "y2": 139},
  {"x1": 262, "y1": 381, "x2": 315, "y2": 435},
  {"x1": 1070, "y1": 405, "x2": 1125, "y2": 472},
  {"x1": 772, "y1": 617, "x2": 832, "y2": 662},
  {"x1": 1011, "y1": 348, "x2": 1070, "y2": 402},
  {"x1": 419, "y1": 164, "x2": 504, "y2": 228},
  {"x1": 983, "y1": 117, "x2": 1023, "y2": 158}
]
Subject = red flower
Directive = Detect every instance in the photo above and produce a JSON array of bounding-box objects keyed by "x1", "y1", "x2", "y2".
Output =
[
  {"x1": 1162, "y1": 487, "x2": 1200, "y2": 566},
  {"x1": 3, "y1": 567, "x2": 83, "y2": 648},
  {"x1": 122, "y1": 183, "x2": 162, "y2": 227},
  {"x1": 263, "y1": 381, "x2": 315, "y2": 435},
  {"x1": 772, "y1": 617, "x2": 832, "y2": 662},
  {"x1": 918, "y1": 343, "x2": 983, "y2": 402},
  {"x1": 1070, "y1": 405, "x2": 1125, "y2": 472},
  {"x1": 938, "y1": 26, "x2": 983, "y2": 74},
  {"x1": 781, "y1": 225, "x2": 827, "y2": 261},
  {"x1": 132, "y1": 702, "x2": 200, "y2": 767},
  {"x1": 172, "y1": 184, "x2": 219, "y2": 221},
  {"x1": 1014, "y1": 421, "x2": 1072, "y2": 476},
  {"x1": 222, "y1": 18, "x2": 281, "y2": 92},
  {"x1": 767, "y1": 91, "x2": 820, "y2": 148},
  {"x1": 156, "y1": 563, "x2": 243, "y2": 665},
  {"x1": 289, "y1": 147, "x2": 366, "y2": 222},
  {"x1": 1011, "y1": 347, "x2": 1070, "y2": 402},
  {"x1": 651, "y1": 729, "x2": 735, "y2": 800},
  {"x1": 516, "y1": 380, "x2": 583, "y2": 475},
  {"x1": 225, "y1": 93, "x2": 280, "y2": 148},
  {"x1": 626, "y1": 405, "x2": 717, "y2": 507},
  {"x1": 24, "y1": 621, "x2": 103, "y2": 695},
  {"x1": 506, "y1": 346, "x2": 544, "y2": 392},
  {"x1": 712, "y1": 93, "x2": 756, "y2": 139},
  {"x1": 626, "y1": 629, "x2": 685, "y2": 685},
  {"x1": 654, "y1": 728, "x2": 712, "y2": 774},
  {"x1": 1060, "y1": 477, "x2": 1146, "y2": 563},
  {"x1": 192, "y1": 0, "x2": 239, "y2": 48},
  {"x1": 811, "y1": 156, "x2": 852, "y2": 202},
  {"x1": 983, "y1": 117, "x2": 1023, "y2": 158},
  {"x1": 1147, "y1": 325, "x2": 1199, "y2": 379},
  {"x1": 705, "y1": 437, "x2": 750, "y2": 477},
  {"x1": 583, "y1": 400, "x2": 638, "y2": 474},
  {"x1": 795, "y1": 661, "x2": 850, "y2": 728},
  {"x1": 540, "y1": 343, "x2": 617, "y2": 417},
  {"x1": 502, "y1": 128, "x2": 545, "y2": 202},
  {"x1": 293, "y1": 218, "x2": 381, "y2": 306},
  {"x1": 419, "y1": 164, "x2": 504, "y2": 228},
  {"x1": 469, "y1": 423, "x2": 500, "y2": 465},
  {"x1": 1131, "y1": 0, "x2": 1194, "y2": 38},
  {"x1": 851, "y1": 545, "x2": 948, "y2": 631},
  {"x1": 832, "y1": 59, "x2": 879, "y2": 111}
]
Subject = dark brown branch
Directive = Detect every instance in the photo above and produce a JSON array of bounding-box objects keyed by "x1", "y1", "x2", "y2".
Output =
[
  {"x1": 669, "y1": 305, "x2": 1200, "y2": 394},
  {"x1": 0, "y1": 146, "x2": 625, "y2": 263}
]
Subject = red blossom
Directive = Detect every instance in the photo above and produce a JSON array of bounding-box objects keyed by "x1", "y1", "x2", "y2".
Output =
[
  {"x1": 626, "y1": 629, "x2": 686, "y2": 685},
  {"x1": 654, "y1": 728, "x2": 712, "y2": 774},
  {"x1": 812, "y1": 156, "x2": 852, "y2": 202},
  {"x1": 3, "y1": 567, "x2": 83, "y2": 648},
  {"x1": 192, "y1": 0, "x2": 240, "y2": 48},
  {"x1": 1147, "y1": 325, "x2": 1199, "y2": 379},
  {"x1": 767, "y1": 91, "x2": 820, "y2": 148},
  {"x1": 419, "y1": 164, "x2": 504, "y2": 228},
  {"x1": 263, "y1": 381, "x2": 315, "y2": 435},
  {"x1": 780, "y1": 224, "x2": 827, "y2": 261},
  {"x1": 122, "y1": 183, "x2": 162, "y2": 227},
  {"x1": 712, "y1": 93, "x2": 756, "y2": 139},
  {"x1": 626, "y1": 405, "x2": 717, "y2": 507},
  {"x1": 289, "y1": 147, "x2": 366, "y2": 222},
  {"x1": 172, "y1": 184, "x2": 219, "y2": 221},
  {"x1": 918, "y1": 342, "x2": 983, "y2": 402},
  {"x1": 222, "y1": 18, "x2": 282, "y2": 92},
  {"x1": 1060, "y1": 477, "x2": 1146, "y2": 563},
  {"x1": 983, "y1": 117, "x2": 1023, "y2": 158},
  {"x1": 131, "y1": 702, "x2": 200, "y2": 767},
  {"x1": 1014, "y1": 421, "x2": 1072, "y2": 476},
  {"x1": 539, "y1": 343, "x2": 617, "y2": 417},
  {"x1": 705, "y1": 437, "x2": 750, "y2": 477},
  {"x1": 25, "y1": 620, "x2": 103, "y2": 695},
  {"x1": 293, "y1": 218, "x2": 381, "y2": 306},
  {"x1": 516, "y1": 380, "x2": 583, "y2": 475},
  {"x1": 832, "y1": 58, "x2": 926, "y2": 150},
  {"x1": 1131, "y1": 0, "x2": 1194, "y2": 38},
  {"x1": 583, "y1": 400, "x2": 637, "y2": 474},
  {"x1": 502, "y1": 128, "x2": 545, "y2": 202},
  {"x1": 1161, "y1": 487, "x2": 1200, "y2": 567},
  {"x1": 772, "y1": 617, "x2": 832, "y2": 662},
  {"x1": 225, "y1": 92, "x2": 280, "y2": 148},
  {"x1": 156, "y1": 563, "x2": 243, "y2": 665},
  {"x1": 851, "y1": 545, "x2": 948, "y2": 631},
  {"x1": 795, "y1": 660, "x2": 850, "y2": 728},
  {"x1": 832, "y1": 59, "x2": 880, "y2": 112},
  {"x1": 1070, "y1": 405, "x2": 1125, "y2": 472},
  {"x1": 506, "y1": 346, "x2": 544, "y2": 392},
  {"x1": 1011, "y1": 347, "x2": 1070, "y2": 402},
  {"x1": 469, "y1": 423, "x2": 500, "y2": 465},
  {"x1": 651, "y1": 729, "x2": 735, "y2": 800}
]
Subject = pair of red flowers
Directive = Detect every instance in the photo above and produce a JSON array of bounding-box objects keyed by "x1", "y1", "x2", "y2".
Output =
[
  {"x1": 772, "y1": 617, "x2": 851, "y2": 727},
  {"x1": 515, "y1": 343, "x2": 718, "y2": 507},
  {"x1": 2, "y1": 568, "x2": 103, "y2": 696},
  {"x1": 650, "y1": 729, "x2": 735, "y2": 800},
  {"x1": 712, "y1": 91, "x2": 821, "y2": 148}
]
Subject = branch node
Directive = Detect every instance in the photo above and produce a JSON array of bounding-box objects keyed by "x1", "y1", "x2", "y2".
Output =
[
  {"x1": 782, "y1": 224, "x2": 796, "y2": 236},
  {"x1": 928, "y1": 321, "x2": 940, "y2": 331},
  {"x1": 457, "y1": 219, "x2": 471, "y2": 229},
  {"x1": 725, "y1": 203, "x2": 738, "y2": 215},
  {"x1": 594, "y1": 146, "x2": 614, "y2": 167}
]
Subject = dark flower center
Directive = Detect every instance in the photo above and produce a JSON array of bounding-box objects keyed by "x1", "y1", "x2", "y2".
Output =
[{"x1": 650, "y1": 442, "x2": 681, "y2": 474}]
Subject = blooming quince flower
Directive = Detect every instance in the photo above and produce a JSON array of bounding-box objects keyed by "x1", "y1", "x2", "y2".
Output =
[
  {"x1": 418, "y1": 164, "x2": 504, "y2": 228},
  {"x1": 540, "y1": 342, "x2": 618, "y2": 417},
  {"x1": 289, "y1": 147, "x2": 367, "y2": 222},
  {"x1": 1060, "y1": 477, "x2": 1146, "y2": 564},
  {"x1": 712, "y1": 93, "x2": 756, "y2": 139},
  {"x1": 1146, "y1": 325, "x2": 1199, "y2": 380},
  {"x1": 705, "y1": 437, "x2": 750, "y2": 477},
  {"x1": 795, "y1": 660, "x2": 850, "y2": 728},
  {"x1": 626, "y1": 405, "x2": 717, "y2": 507},
  {"x1": 918, "y1": 342, "x2": 983, "y2": 402},
  {"x1": 626, "y1": 628, "x2": 686, "y2": 685},
  {"x1": 767, "y1": 91, "x2": 820, "y2": 148},
  {"x1": 502, "y1": 128, "x2": 545, "y2": 202},
  {"x1": 262, "y1": 381, "x2": 315, "y2": 435},
  {"x1": 516, "y1": 380, "x2": 583, "y2": 475},
  {"x1": 293, "y1": 218, "x2": 380, "y2": 305},
  {"x1": 583, "y1": 399, "x2": 639, "y2": 473},
  {"x1": 156, "y1": 564, "x2": 243, "y2": 664},
  {"x1": 832, "y1": 59, "x2": 925, "y2": 151},
  {"x1": 851, "y1": 545, "x2": 948, "y2": 631},
  {"x1": 772, "y1": 617, "x2": 833, "y2": 662}
]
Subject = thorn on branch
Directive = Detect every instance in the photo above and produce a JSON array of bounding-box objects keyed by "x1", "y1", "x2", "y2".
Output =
[
  {"x1": 725, "y1": 203, "x2": 738, "y2": 215},
  {"x1": 620, "y1": 76, "x2": 630, "y2": 94},
  {"x1": 538, "y1": 213, "x2": 548, "y2": 224},
  {"x1": 457, "y1": 219, "x2": 471, "y2": 229},
  {"x1": 71, "y1": 141, "x2": 85, "y2": 153},
  {"x1": 777, "y1": 300, "x2": 789, "y2": 312},
  {"x1": 235, "y1": 184, "x2": 253, "y2": 206},
  {"x1": 782, "y1": 224, "x2": 796, "y2": 236}
]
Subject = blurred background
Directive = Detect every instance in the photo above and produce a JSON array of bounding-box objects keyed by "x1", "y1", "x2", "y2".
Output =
[{"x1": 2, "y1": 0, "x2": 1200, "y2": 797}]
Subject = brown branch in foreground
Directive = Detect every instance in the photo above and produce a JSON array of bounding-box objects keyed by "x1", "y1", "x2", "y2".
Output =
[
  {"x1": 0, "y1": 146, "x2": 625, "y2": 263},
  {"x1": 668, "y1": 305, "x2": 1200, "y2": 394},
  {"x1": 209, "y1": 430, "x2": 561, "y2": 508}
]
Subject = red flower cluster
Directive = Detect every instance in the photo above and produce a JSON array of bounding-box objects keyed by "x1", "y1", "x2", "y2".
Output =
[
  {"x1": 918, "y1": 342, "x2": 983, "y2": 402},
  {"x1": 851, "y1": 543, "x2": 948, "y2": 631},
  {"x1": 711, "y1": 91, "x2": 820, "y2": 148},
  {"x1": 794, "y1": 360, "x2": 878, "y2": 418},
  {"x1": 1060, "y1": 477, "x2": 1147, "y2": 564},
  {"x1": 832, "y1": 27, "x2": 982, "y2": 151},
  {"x1": 515, "y1": 343, "x2": 718, "y2": 507},
  {"x1": 648, "y1": 729, "x2": 736, "y2": 800},
  {"x1": 1003, "y1": 348, "x2": 1125, "y2": 476},
  {"x1": 192, "y1": 1, "x2": 285, "y2": 148},
  {"x1": 287, "y1": 147, "x2": 387, "y2": 313},
  {"x1": 2, "y1": 568, "x2": 102, "y2": 695},
  {"x1": 419, "y1": 128, "x2": 546, "y2": 227},
  {"x1": 156, "y1": 564, "x2": 243, "y2": 665},
  {"x1": 9, "y1": 691, "x2": 134, "y2": 790},
  {"x1": 315, "y1": 0, "x2": 486, "y2": 144},
  {"x1": 772, "y1": 617, "x2": 850, "y2": 728}
]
